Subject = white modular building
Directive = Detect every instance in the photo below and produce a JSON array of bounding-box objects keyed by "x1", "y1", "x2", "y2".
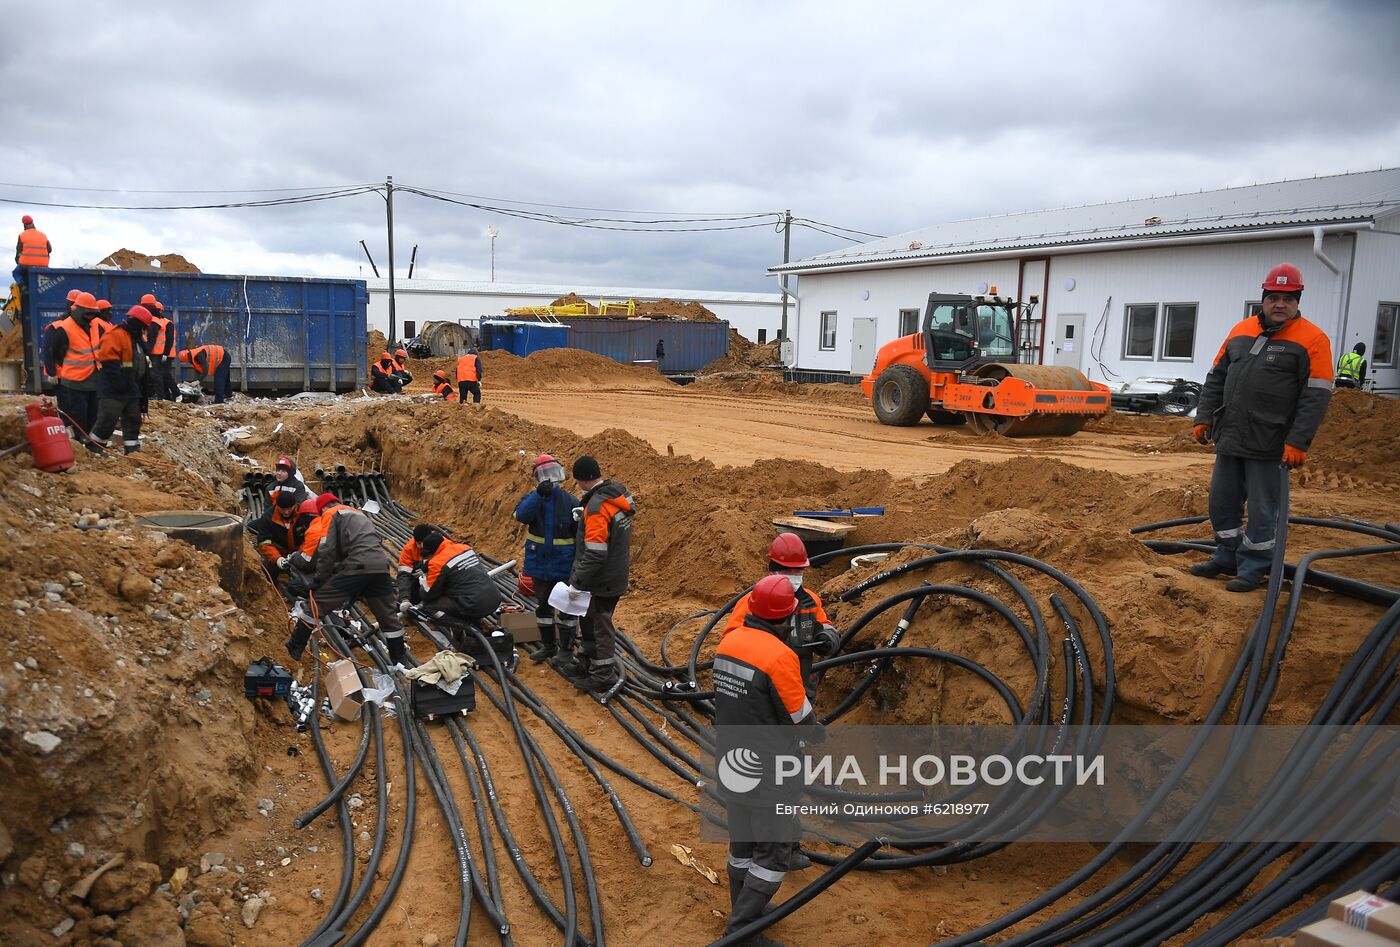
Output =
[
  {"x1": 770, "y1": 169, "x2": 1400, "y2": 393},
  {"x1": 364, "y1": 279, "x2": 784, "y2": 345}
]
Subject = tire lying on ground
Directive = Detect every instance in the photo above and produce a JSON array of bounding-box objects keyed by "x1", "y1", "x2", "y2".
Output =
[{"x1": 872, "y1": 364, "x2": 929, "y2": 426}]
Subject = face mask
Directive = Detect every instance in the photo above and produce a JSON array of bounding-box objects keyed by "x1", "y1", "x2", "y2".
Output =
[{"x1": 786, "y1": 574, "x2": 803, "y2": 591}]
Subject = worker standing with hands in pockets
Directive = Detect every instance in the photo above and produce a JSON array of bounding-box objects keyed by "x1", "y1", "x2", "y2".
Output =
[{"x1": 1190, "y1": 263, "x2": 1333, "y2": 592}]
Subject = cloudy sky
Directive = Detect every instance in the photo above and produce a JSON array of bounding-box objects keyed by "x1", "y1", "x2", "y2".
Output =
[{"x1": 5, "y1": 0, "x2": 1398, "y2": 293}]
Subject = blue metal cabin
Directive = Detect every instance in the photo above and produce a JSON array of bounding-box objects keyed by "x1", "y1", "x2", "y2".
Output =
[{"x1": 19, "y1": 268, "x2": 367, "y2": 394}]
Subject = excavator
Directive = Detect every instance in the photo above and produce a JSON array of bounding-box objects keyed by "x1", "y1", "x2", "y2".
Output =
[{"x1": 862, "y1": 291, "x2": 1110, "y2": 436}]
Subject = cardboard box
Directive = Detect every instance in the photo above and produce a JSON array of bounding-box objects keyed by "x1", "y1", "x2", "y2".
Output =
[
  {"x1": 1330, "y1": 891, "x2": 1400, "y2": 941},
  {"x1": 324, "y1": 659, "x2": 364, "y2": 721},
  {"x1": 1297, "y1": 918, "x2": 1400, "y2": 947},
  {"x1": 498, "y1": 609, "x2": 541, "y2": 644}
]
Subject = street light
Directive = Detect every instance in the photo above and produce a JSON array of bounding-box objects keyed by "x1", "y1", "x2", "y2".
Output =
[{"x1": 486, "y1": 226, "x2": 497, "y2": 282}]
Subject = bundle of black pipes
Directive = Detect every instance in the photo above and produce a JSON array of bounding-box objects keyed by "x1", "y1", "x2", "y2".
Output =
[
  {"x1": 244, "y1": 465, "x2": 664, "y2": 945},
  {"x1": 242, "y1": 465, "x2": 1399, "y2": 944}
]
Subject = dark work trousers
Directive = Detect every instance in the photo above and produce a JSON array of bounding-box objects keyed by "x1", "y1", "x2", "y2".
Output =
[
  {"x1": 534, "y1": 581, "x2": 578, "y2": 649},
  {"x1": 577, "y1": 593, "x2": 620, "y2": 661},
  {"x1": 211, "y1": 359, "x2": 232, "y2": 404},
  {"x1": 723, "y1": 801, "x2": 799, "y2": 935},
  {"x1": 154, "y1": 356, "x2": 178, "y2": 401},
  {"x1": 90, "y1": 397, "x2": 143, "y2": 452},
  {"x1": 1206, "y1": 454, "x2": 1284, "y2": 584},
  {"x1": 458, "y1": 380, "x2": 481, "y2": 403},
  {"x1": 310, "y1": 572, "x2": 405, "y2": 643},
  {"x1": 56, "y1": 385, "x2": 97, "y2": 441}
]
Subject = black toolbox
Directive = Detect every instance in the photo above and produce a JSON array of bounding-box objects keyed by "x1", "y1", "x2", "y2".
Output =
[
  {"x1": 244, "y1": 657, "x2": 293, "y2": 699},
  {"x1": 410, "y1": 677, "x2": 476, "y2": 720}
]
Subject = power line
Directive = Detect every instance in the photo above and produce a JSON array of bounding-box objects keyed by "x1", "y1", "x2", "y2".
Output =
[
  {"x1": 0, "y1": 185, "x2": 382, "y2": 211},
  {"x1": 792, "y1": 216, "x2": 886, "y2": 239},
  {"x1": 0, "y1": 180, "x2": 379, "y2": 195},
  {"x1": 398, "y1": 187, "x2": 782, "y2": 232},
  {"x1": 394, "y1": 182, "x2": 779, "y2": 218}
]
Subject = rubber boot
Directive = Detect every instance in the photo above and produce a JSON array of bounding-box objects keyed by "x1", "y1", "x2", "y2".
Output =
[
  {"x1": 727, "y1": 865, "x2": 746, "y2": 909},
  {"x1": 576, "y1": 658, "x2": 620, "y2": 693},
  {"x1": 724, "y1": 877, "x2": 782, "y2": 940},
  {"x1": 285, "y1": 621, "x2": 312, "y2": 661},
  {"x1": 530, "y1": 639, "x2": 558, "y2": 663},
  {"x1": 386, "y1": 635, "x2": 409, "y2": 666}
]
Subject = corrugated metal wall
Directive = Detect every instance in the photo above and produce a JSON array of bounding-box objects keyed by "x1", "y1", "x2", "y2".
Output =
[{"x1": 552, "y1": 318, "x2": 730, "y2": 373}]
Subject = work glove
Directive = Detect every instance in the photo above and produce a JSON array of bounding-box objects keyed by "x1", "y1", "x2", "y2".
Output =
[
  {"x1": 398, "y1": 599, "x2": 412, "y2": 617},
  {"x1": 276, "y1": 555, "x2": 291, "y2": 571},
  {"x1": 139, "y1": 398, "x2": 150, "y2": 415},
  {"x1": 571, "y1": 506, "x2": 584, "y2": 523},
  {"x1": 1191, "y1": 424, "x2": 1210, "y2": 445},
  {"x1": 517, "y1": 574, "x2": 535, "y2": 596},
  {"x1": 1282, "y1": 445, "x2": 1307, "y2": 469},
  {"x1": 536, "y1": 479, "x2": 553, "y2": 497},
  {"x1": 803, "y1": 722, "x2": 828, "y2": 746}
]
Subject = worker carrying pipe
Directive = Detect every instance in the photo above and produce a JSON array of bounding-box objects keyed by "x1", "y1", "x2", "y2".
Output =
[
  {"x1": 712, "y1": 574, "x2": 826, "y2": 946},
  {"x1": 1190, "y1": 263, "x2": 1333, "y2": 592}
]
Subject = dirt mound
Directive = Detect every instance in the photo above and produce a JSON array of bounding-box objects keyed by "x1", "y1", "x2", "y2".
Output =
[
  {"x1": 1307, "y1": 388, "x2": 1400, "y2": 481},
  {"x1": 1082, "y1": 409, "x2": 1192, "y2": 436},
  {"x1": 692, "y1": 372, "x2": 867, "y2": 405},
  {"x1": 548, "y1": 292, "x2": 594, "y2": 310},
  {"x1": 0, "y1": 324, "x2": 23, "y2": 360},
  {"x1": 700, "y1": 330, "x2": 781, "y2": 373},
  {"x1": 632, "y1": 298, "x2": 720, "y2": 322},
  {"x1": 499, "y1": 347, "x2": 669, "y2": 389},
  {"x1": 97, "y1": 248, "x2": 201, "y2": 274}
]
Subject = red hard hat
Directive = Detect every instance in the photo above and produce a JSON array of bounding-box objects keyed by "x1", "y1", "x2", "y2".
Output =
[
  {"x1": 1262, "y1": 263, "x2": 1304, "y2": 293},
  {"x1": 395, "y1": 348, "x2": 407, "y2": 358},
  {"x1": 379, "y1": 351, "x2": 392, "y2": 361},
  {"x1": 73, "y1": 292, "x2": 98, "y2": 311},
  {"x1": 96, "y1": 299, "x2": 113, "y2": 311},
  {"x1": 750, "y1": 574, "x2": 798, "y2": 620},
  {"x1": 66, "y1": 289, "x2": 81, "y2": 303},
  {"x1": 768, "y1": 532, "x2": 810, "y2": 568},
  {"x1": 299, "y1": 499, "x2": 319, "y2": 516},
  {"x1": 21, "y1": 215, "x2": 33, "y2": 225},
  {"x1": 127, "y1": 305, "x2": 153, "y2": 325},
  {"x1": 140, "y1": 293, "x2": 159, "y2": 306}
]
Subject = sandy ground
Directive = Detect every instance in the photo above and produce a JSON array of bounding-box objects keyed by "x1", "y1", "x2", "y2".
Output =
[{"x1": 2, "y1": 355, "x2": 1397, "y2": 947}]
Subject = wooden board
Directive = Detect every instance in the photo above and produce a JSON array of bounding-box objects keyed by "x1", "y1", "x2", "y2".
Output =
[{"x1": 771, "y1": 515, "x2": 859, "y2": 536}]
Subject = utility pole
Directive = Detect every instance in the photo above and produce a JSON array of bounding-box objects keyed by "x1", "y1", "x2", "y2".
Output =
[
  {"x1": 385, "y1": 176, "x2": 397, "y2": 344},
  {"x1": 779, "y1": 209, "x2": 792, "y2": 362},
  {"x1": 487, "y1": 226, "x2": 497, "y2": 282}
]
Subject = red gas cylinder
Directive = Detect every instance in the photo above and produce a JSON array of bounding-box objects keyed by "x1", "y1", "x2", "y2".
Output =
[{"x1": 25, "y1": 401, "x2": 75, "y2": 473}]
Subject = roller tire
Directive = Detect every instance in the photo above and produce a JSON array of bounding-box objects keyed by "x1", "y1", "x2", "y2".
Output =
[{"x1": 872, "y1": 365, "x2": 929, "y2": 426}]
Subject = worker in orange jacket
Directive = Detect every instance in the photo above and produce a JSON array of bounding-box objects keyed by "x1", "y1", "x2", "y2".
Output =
[
  {"x1": 89, "y1": 306, "x2": 155, "y2": 454},
  {"x1": 141, "y1": 294, "x2": 178, "y2": 401},
  {"x1": 391, "y1": 347, "x2": 413, "y2": 386},
  {"x1": 714, "y1": 574, "x2": 824, "y2": 944},
  {"x1": 248, "y1": 489, "x2": 316, "y2": 594},
  {"x1": 13, "y1": 214, "x2": 50, "y2": 290},
  {"x1": 370, "y1": 351, "x2": 403, "y2": 394},
  {"x1": 456, "y1": 347, "x2": 483, "y2": 404},
  {"x1": 431, "y1": 369, "x2": 458, "y2": 401},
  {"x1": 177, "y1": 344, "x2": 230, "y2": 403},
  {"x1": 722, "y1": 533, "x2": 840, "y2": 695},
  {"x1": 43, "y1": 291, "x2": 106, "y2": 443}
]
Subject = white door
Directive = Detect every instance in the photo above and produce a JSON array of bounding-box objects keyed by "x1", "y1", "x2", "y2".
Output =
[
  {"x1": 1053, "y1": 314, "x2": 1085, "y2": 371},
  {"x1": 851, "y1": 318, "x2": 879, "y2": 374}
]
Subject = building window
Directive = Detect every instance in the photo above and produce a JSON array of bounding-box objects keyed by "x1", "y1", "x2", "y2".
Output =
[
  {"x1": 403, "y1": 320, "x2": 416, "y2": 340},
  {"x1": 1376, "y1": 303, "x2": 1399, "y2": 368},
  {"x1": 757, "y1": 328, "x2": 767, "y2": 344},
  {"x1": 820, "y1": 311, "x2": 837, "y2": 350},
  {"x1": 1123, "y1": 304, "x2": 1157, "y2": 359},
  {"x1": 1244, "y1": 302, "x2": 1263, "y2": 319},
  {"x1": 1160, "y1": 304, "x2": 1198, "y2": 360},
  {"x1": 899, "y1": 308, "x2": 920, "y2": 337}
]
